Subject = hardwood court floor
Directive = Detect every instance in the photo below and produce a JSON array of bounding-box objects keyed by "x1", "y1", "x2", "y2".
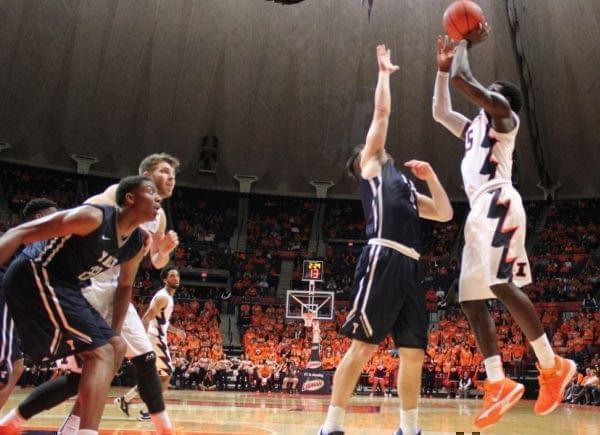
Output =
[{"x1": 4, "y1": 388, "x2": 599, "y2": 434}]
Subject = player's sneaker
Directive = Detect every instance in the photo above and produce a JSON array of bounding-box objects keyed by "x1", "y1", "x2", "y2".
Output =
[
  {"x1": 474, "y1": 378, "x2": 524, "y2": 429},
  {"x1": 318, "y1": 427, "x2": 344, "y2": 435},
  {"x1": 534, "y1": 356, "x2": 577, "y2": 415},
  {"x1": 114, "y1": 396, "x2": 129, "y2": 417},
  {"x1": 393, "y1": 429, "x2": 421, "y2": 435},
  {"x1": 138, "y1": 410, "x2": 152, "y2": 421},
  {"x1": 0, "y1": 425, "x2": 20, "y2": 435}
]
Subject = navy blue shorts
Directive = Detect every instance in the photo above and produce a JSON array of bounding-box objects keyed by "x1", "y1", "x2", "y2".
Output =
[
  {"x1": 0, "y1": 279, "x2": 23, "y2": 384},
  {"x1": 340, "y1": 244, "x2": 428, "y2": 349},
  {"x1": 3, "y1": 258, "x2": 117, "y2": 363}
]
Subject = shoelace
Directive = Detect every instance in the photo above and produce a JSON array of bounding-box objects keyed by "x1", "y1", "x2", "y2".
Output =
[{"x1": 538, "y1": 368, "x2": 560, "y2": 387}]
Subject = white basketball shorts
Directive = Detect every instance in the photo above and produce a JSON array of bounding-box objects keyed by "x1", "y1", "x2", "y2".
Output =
[
  {"x1": 82, "y1": 278, "x2": 153, "y2": 357},
  {"x1": 459, "y1": 181, "x2": 532, "y2": 302}
]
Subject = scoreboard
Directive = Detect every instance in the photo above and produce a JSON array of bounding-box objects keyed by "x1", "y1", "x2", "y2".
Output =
[{"x1": 302, "y1": 260, "x2": 324, "y2": 282}]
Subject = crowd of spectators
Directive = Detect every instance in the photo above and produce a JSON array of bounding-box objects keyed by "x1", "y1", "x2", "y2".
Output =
[
  {"x1": 1, "y1": 162, "x2": 598, "y2": 406},
  {"x1": 0, "y1": 163, "x2": 84, "y2": 225},
  {"x1": 323, "y1": 200, "x2": 365, "y2": 240},
  {"x1": 247, "y1": 196, "x2": 315, "y2": 251},
  {"x1": 535, "y1": 199, "x2": 599, "y2": 256},
  {"x1": 564, "y1": 365, "x2": 600, "y2": 405},
  {"x1": 229, "y1": 250, "x2": 281, "y2": 299}
]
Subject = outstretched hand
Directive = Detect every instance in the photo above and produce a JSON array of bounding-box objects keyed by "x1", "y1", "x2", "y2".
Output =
[
  {"x1": 404, "y1": 160, "x2": 436, "y2": 181},
  {"x1": 376, "y1": 44, "x2": 400, "y2": 74},
  {"x1": 436, "y1": 35, "x2": 457, "y2": 72}
]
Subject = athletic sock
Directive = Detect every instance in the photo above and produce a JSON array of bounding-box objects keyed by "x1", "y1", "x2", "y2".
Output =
[
  {"x1": 76, "y1": 430, "x2": 97, "y2": 435},
  {"x1": 530, "y1": 334, "x2": 556, "y2": 370},
  {"x1": 484, "y1": 355, "x2": 505, "y2": 383},
  {"x1": 322, "y1": 405, "x2": 345, "y2": 433},
  {"x1": 400, "y1": 408, "x2": 418, "y2": 435}
]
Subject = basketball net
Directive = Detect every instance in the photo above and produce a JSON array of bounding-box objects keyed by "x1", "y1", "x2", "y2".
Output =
[
  {"x1": 302, "y1": 311, "x2": 314, "y2": 328},
  {"x1": 302, "y1": 312, "x2": 321, "y2": 344}
]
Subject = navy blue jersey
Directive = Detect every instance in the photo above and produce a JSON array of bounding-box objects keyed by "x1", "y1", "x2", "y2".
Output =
[
  {"x1": 358, "y1": 160, "x2": 421, "y2": 252},
  {"x1": 32, "y1": 204, "x2": 144, "y2": 286}
]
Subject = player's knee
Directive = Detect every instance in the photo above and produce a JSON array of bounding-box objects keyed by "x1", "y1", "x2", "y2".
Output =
[
  {"x1": 349, "y1": 341, "x2": 377, "y2": 360},
  {"x1": 132, "y1": 352, "x2": 165, "y2": 414},
  {"x1": 490, "y1": 283, "x2": 515, "y2": 299},
  {"x1": 81, "y1": 342, "x2": 115, "y2": 365},
  {"x1": 132, "y1": 351, "x2": 157, "y2": 375},
  {"x1": 110, "y1": 336, "x2": 127, "y2": 361}
]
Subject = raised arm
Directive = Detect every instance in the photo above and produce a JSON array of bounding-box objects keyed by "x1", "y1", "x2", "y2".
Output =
[
  {"x1": 432, "y1": 35, "x2": 471, "y2": 139},
  {"x1": 404, "y1": 160, "x2": 453, "y2": 222},
  {"x1": 359, "y1": 45, "x2": 399, "y2": 177},
  {"x1": 0, "y1": 206, "x2": 102, "y2": 265},
  {"x1": 450, "y1": 24, "x2": 515, "y2": 131}
]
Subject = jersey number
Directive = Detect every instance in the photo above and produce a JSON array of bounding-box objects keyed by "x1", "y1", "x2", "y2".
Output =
[
  {"x1": 465, "y1": 128, "x2": 474, "y2": 152},
  {"x1": 78, "y1": 251, "x2": 118, "y2": 281}
]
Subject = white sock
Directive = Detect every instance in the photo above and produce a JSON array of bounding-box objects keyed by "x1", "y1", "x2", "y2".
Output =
[
  {"x1": 0, "y1": 407, "x2": 26, "y2": 428},
  {"x1": 124, "y1": 386, "x2": 139, "y2": 403},
  {"x1": 150, "y1": 410, "x2": 173, "y2": 431},
  {"x1": 77, "y1": 430, "x2": 97, "y2": 435},
  {"x1": 58, "y1": 413, "x2": 80, "y2": 435},
  {"x1": 400, "y1": 408, "x2": 418, "y2": 435},
  {"x1": 322, "y1": 405, "x2": 345, "y2": 433},
  {"x1": 530, "y1": 334, "x2": 556, "y2": 370},
  {"x1": 484, "y1": 355, "x2": 505, "y2": 383}
]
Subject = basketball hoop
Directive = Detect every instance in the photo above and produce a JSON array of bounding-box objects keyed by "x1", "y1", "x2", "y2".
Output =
[{"x1": 302, "y1": 311, "x2": 314, "y2": 328}]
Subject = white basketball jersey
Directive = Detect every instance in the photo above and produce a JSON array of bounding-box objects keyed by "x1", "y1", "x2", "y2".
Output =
[
  {"x1": 461, "y1": 110, "x2": 519, "y2": 204},
  {"x1": 148, "y1": 287, "x2": 174, "y2": 339},
  {"x1": 141, "y1": 210, "x2": 161, "y2": 235},
  {"x1": 90, "y1": 209, "x2": 162, "y2": 285}
]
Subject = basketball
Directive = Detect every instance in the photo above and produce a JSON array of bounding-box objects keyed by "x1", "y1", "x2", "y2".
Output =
[{"x1": 443, "y1": 0, "x2": 486, "y2": 41}]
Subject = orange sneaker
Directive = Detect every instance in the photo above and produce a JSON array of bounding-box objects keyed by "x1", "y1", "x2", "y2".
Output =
[
  {"x1": 474, "y1": 378, "x2": 524, "y2": 429},
  {"x1": 534, "y1": 356, "x2": 576, "y2": 415},
  {"x1": 0, "y1": 424, "x2": 20, "y2": 434}
]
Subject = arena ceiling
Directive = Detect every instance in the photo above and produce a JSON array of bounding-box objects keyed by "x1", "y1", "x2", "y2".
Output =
[{"x1": 0, "y1": 0, "x2": 599, "y2": 199}]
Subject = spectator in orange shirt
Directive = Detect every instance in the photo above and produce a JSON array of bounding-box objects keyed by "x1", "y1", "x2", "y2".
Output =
[
  {"x1": 460, "y1": 345, "x2": 473, "y2": 369},
  {"x1": 257, "y1": 360, "x2": 273, "y2": 393}
]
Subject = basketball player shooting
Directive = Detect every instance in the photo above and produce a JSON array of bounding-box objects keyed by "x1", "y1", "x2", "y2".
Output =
[{"x1": 432, "y1": 25, "x2": 576, "y2": 429}]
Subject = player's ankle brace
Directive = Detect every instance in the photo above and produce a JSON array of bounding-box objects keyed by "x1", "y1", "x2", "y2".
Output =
[
  {"x1": 132, "y1": 352, "x2": 165, "y2": 414},
  {"x1": 18, "y1": 373, "x2": 81, "y2": 419}
]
